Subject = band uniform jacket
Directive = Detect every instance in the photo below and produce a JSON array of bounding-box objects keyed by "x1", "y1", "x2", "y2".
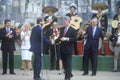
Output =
[
  {"x1": 92, "y1": 13, "x2": 108, "y2": 32},
  {"x1": 0, "y1": 27, "x2": 17, "y2": 51}
]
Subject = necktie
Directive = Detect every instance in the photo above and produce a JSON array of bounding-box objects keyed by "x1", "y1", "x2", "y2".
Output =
[
  {"x1": 63, "y1": 27, "x2": 67, "y2": 37},
  {"x1": 92, "y1": 27, "x2": 95, "y2": 37}
]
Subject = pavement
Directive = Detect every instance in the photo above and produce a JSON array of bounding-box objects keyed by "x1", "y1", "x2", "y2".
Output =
[{"x1": 0, "y1": 69, "x2": 120, "y2": 80}]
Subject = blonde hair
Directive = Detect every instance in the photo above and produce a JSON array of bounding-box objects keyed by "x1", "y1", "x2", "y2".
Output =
[{"x1": 21, "y1": 22, "x2": 31, "y2": 31}]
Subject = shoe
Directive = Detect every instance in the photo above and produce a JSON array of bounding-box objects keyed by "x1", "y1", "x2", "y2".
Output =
[
  {"x1": 49, "y1": 67, "x2": 54, "y2": 71},
  {"x1": 2, "y1": 72, "x2": 7, "y2": 75},
  {"x1": 113, "y1": 70, "x2": 117, "y2": 72},
  {"x1": 90, "y1": 74, "x2": 96, "y2": 76},
  {"x1": 64, "y1": 78, "x2": 70, "y2": 80},
  {"x1": 82, "y1": 73, "x2": 88, "y2": 75},
  {"x1": 30, "y1": 68, "x2": 33, "y2": 70},
  {"x1": 70, "y1": 74, "x2": 73, "y2": 78},
  {"x1": 101, "y1": 53, "x2": 106, "y2": 56},
  {"x1": 34, "y1": 77, "x2": 45, "y2": 80},
  {"x1": 10, "y1": 72, "x2": 16, "y2": 75},
  {"x1": 58, "y1": 71, "x2": 62, "y2": 75}
]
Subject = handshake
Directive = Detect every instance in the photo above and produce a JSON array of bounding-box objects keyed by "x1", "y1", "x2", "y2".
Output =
[{"x1": 50, "y1": 37, "x2": 69, "y2": 45}]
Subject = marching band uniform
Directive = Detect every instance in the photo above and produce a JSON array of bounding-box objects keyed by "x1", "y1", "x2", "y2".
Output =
[
  {"x1": 113, "y1": 23, "x2": 120, "y2": 72},
  {"x1": 46, "y1": 27, "x2": 59, "y2": 70}
]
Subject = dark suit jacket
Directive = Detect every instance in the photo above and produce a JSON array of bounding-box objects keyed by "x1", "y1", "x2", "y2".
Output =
[
  {"x1": 0, "y1": 27, "x2": 17, "y2": 51},
  {"x1": 56, "y1": 26, "x2": 77, "y2": 54},
  {"x1": 84, "y1": 25, "x2": 104, "y2": 51},
  {"x1": 30, "y1": 25, "x2": 51, "y2": 53},
  {"x1": 92, "y1": 13, "x2": 108, "y2": 32}
]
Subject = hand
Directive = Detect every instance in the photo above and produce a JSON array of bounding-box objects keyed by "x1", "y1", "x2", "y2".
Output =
[
  {"x1": 6, "y1": 31, "x2": 12, "y2": 37},
  {"x1": 104, "y1": 37, "x2": 108, "y2": 41},
  {"x1": 82, "y1": 31, "x2": 86, "y2": 35},
  {"x1": 60, "y1": 37, "x2": 69, "y2": 41},
  {"x1": 8, "y1": 34, "x2": 13, "y2": 39},
  {"x1": 51, "y1": 39, "x2": 55, "y2": 45}
]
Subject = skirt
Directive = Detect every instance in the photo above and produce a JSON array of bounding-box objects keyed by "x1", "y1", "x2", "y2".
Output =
[{"x1": 21, "y1": 49, "x2": 33, "y2": 61}]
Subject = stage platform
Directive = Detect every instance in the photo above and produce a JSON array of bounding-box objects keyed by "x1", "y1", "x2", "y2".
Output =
[{"x1": 7, "y1": 55, "x2": 120, "y2": 71}]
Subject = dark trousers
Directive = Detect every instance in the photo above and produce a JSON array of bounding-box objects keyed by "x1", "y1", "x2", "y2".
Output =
[
  {"x1": 50, "y1": 45, "x2": 56, "y2": 69},
  {"x1": 83, "y1": 48, "x2": 98, "y2": 75},
  {"x1": 2, "y1": 50, "x2": 14, "y2": 73},
  {"x1": 61, "y1": 53, "x2": 72, "y2": 79},
  {"x1": 74, "y1": 41, "x2": 78, "y2": 55},
  {"x1": 33, "y1": 53, "x2": 41, "y2": 79}
]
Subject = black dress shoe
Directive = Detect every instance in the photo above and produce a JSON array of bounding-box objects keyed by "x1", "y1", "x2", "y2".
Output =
[
  {"x1": 82, "y1": 73, "x2": 88, "y2": 75},
  {"x1": 90, "y1": 74, "x2": 96, "y2": 76},
  {"x1": 64, "y1": 78, "x2": 70, "y2": 80},
  {"x1": 2, "y1": 72, "x2": 7, "y2": 75},
  {"x1": 49, "y1": 67, "x2": 54, "y2": 71},
  {"x1": 70, "y1": 74, "x2": 73, "y2": 78},
  {"x1": 10, "y1": 72, "x2": 16, "y2": 75},
  {"x1": 113, "y1": 70, "x2": 117, "y2": 72}
]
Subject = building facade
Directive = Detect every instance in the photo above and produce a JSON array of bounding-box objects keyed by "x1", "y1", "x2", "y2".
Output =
[{"x1": 0, "y1": 0, "x2": 120, "y2": 29}]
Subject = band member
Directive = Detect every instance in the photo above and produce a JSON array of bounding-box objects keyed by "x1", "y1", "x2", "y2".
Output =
[
  {"x1": 66, "y1": 5, "x2": 78, "y2": 18},
  {"x1": 42, "y1": 6, "x2": 58, "y2": 55},
  {"x1": 66, "y1": 5, "x2": 79, "y2": 55},
  {"x1": 0, "y1": 19, "x2": 17, "y2": 75},
  {"x1": 30, "y1": 17, "x2": 54, "y2": 80},
  {"x1": 46, "y1": 22, "x2": 60, "y2": 70},
  {"x1": 92, "y1": 5, "x2": 108, "y2": 55},
  {"x1": 82, "y1": 18, "x2": 104, "y2": 76},
  {"x1": 113, "y1": 23, "x2": 120, "y2": 72},
  {"x1": 112, "y1": 6, "x2": 120, "y2": 33},
  {"x1": 55, "y1": 16, "x2": 77, "y2": 80},
  {"x1": 113, "y1": 6, "x2": 120, "y2": 21}
]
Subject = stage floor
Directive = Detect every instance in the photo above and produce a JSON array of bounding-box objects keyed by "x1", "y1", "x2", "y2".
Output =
[{"x1": 0, "y1": 69, "x2": 119, "y2": 80}]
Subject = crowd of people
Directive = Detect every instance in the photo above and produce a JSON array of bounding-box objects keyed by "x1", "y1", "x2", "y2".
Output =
[{"x1": 0, "y1": 3, "x2": 120, "y2": 80}]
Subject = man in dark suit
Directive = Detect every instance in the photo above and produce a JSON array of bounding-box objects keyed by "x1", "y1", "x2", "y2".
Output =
[
  {"x1": 82, "y1": 18, "x2": 104, "y2": 76},
  {"x1": 0, "y1": 19, "x2": 17, "y2": 75},
  {"x1": 30, "y1": 17, "x2": 54, "y2": 80},
  {"x1": 55, "y1": 16, "x2": 77, "y2": 80},
  {"x1": 92, "y1": 7, "x2": 108, "y2": 55},
  {"x1": 66, "y1": 5, "x2": 79, "y2": 55}
]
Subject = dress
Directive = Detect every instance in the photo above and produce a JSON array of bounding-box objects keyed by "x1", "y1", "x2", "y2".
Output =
[{"x1": 21, "y1": 31, "x2": 32, "y2": 60}]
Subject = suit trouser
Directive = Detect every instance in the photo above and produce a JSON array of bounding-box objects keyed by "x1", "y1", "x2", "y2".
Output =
[
  {"x1": 83, "y1": 48, "x2": 98, "y2": 75},
  {"x1": 2, "y1": 50, "x2": 14, "y2": 73},
  {"x1": 33, "y1": 53, "x2": 41, "y2": 79},
  {"x1": 61, "y1": 53, "x2": 72, "y2": 79},
  {"x1": 114, "y1": 46, "x2": 120, "y2": 70},
  {"x1": 50, "y1": 45, "x2": 56, "y2": 69},
  {"x1": 74, "y1": 41, "x2": 78, "y2": 55}
]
